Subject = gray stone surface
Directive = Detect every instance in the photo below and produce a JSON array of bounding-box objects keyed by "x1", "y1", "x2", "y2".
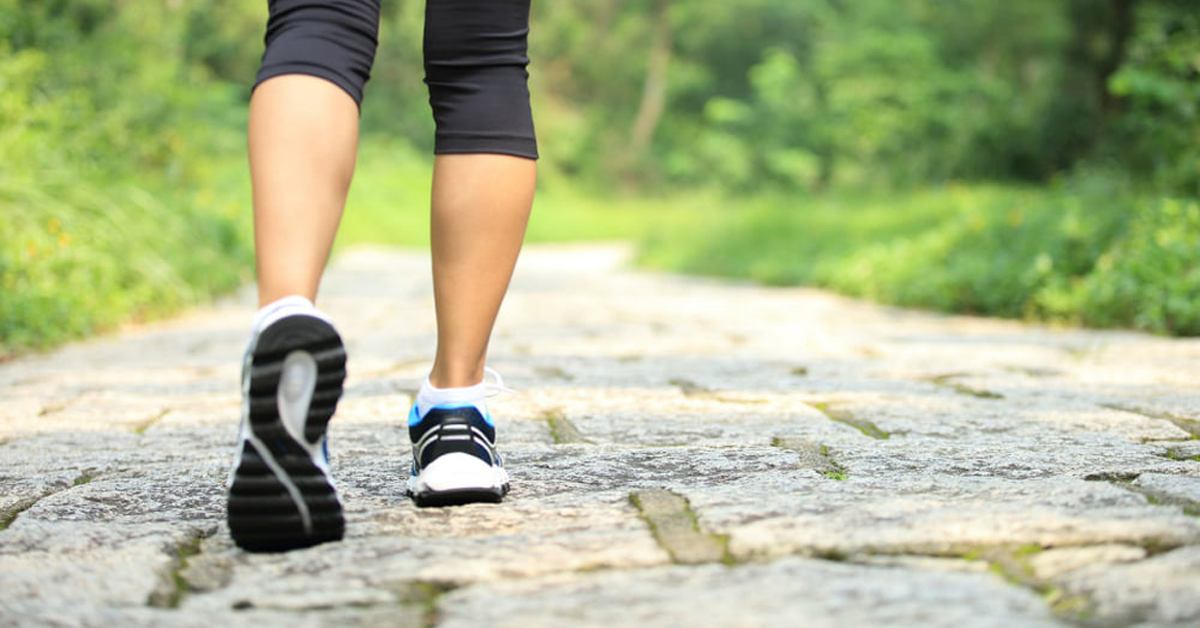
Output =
[
  {"x1": 1027, "y1": 544, "x2": 1147, "y2": 580},
  {"x1": 437, "y1": 557, "x2": 1059, "y2": 628},
  {"x1": 2, "y1": 243, "x2": 1199, "y2": 626},
  {"x1": 1057, "y1": 545, "x2": 1200, "y2": 625},
  {"x1": 1134, "y1": 472, "x2": 1200, "y2": 510}
]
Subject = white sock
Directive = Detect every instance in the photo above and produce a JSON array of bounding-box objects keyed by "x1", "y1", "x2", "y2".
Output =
[
  {"x1": 413, "y1": 376, "x2": 491, "y2": 421},
  {"x1": 250, "y1": 295, "x2": 319, "y2": 335}
]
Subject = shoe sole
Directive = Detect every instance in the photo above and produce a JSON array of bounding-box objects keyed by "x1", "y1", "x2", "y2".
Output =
[
  {"x1": 408, "y1": 451, "x2": 509, "y2": 508},
  {"x1": 228, "y1": 315, "x2": 346, "y2": 552},
  {"x1": 411, "y1": 485, "x2": 509, "y2": 508}
]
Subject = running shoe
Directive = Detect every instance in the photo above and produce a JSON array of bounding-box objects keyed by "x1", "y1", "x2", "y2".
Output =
[
  {"x1": 227, "y1": 307, "x2": 346, "y2": 551},
  {"x1": 407, "y1": 369, "x2": 511, "y2": 507}
]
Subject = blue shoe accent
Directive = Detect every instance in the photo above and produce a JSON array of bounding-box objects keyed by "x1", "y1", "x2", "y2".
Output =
[{"x1": 409, "y1": 401, "x2": 495, "y2": 427}]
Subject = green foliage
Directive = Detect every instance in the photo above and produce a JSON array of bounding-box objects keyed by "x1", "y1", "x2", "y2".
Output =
[
  {"x1": 523, "y1": 0, "x2": 1195, "y2": 194},
  {"x1": 1068, "y1": 196, "x2": 1200, "y2": 333},
  {"x1": 2, "y1": 0, "x2": 1197, "y2": 351},
  {"x1": 358, "y1": 0, "x2": 434, "y2": 143},
  {"x1": 1, "y1": 179, "x2": 248, "y2": 351},
  {"x1": 335, "y1": 139, "x2": 698, "y2": 249},
  {"x1": 640, "y1": 182, "x2": 1200, "y2": 336},
  {"x1": 1105, "y1": 3, "x2": 1200, "y2": 196},
  {"x1": 1, "y1": 0, "x2": 252, "y2": 353}
]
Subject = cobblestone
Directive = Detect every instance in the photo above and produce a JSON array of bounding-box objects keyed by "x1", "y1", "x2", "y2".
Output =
[{"x1": 2, "y1": 244, "x2": 1198, "y2": 626}]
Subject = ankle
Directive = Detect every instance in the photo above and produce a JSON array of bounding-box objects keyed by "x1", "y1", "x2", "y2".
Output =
[
  {"x1": 412, "y1": 367, "x2": 512, "y2": 422},
  {"x1": 428, "y1": 361, "x2": 484, "y2": 389}
]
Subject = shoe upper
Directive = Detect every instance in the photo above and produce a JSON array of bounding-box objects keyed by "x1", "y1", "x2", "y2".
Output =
[{"x1": 408, "y1": 405, "x2": 502, "y2": 474}]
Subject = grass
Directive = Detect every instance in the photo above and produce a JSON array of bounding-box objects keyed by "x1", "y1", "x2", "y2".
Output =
[
  {"x1": 1, "y1": 126, "x2": 700, "y2": 356},
  {"x1": 335, "y1": 139, "x2": 703, "y2": 249},
  {"x1": 1, "y1": 45, "x2": 255, "y2": 357},
  {"x1": 1, "y1": 151, "x2": 252, "y2": 355},
  {"x1": 638, "y1": 180, "x2": 1200, "y2": 336},
  {"x1": 11, "y1": 122, "x2": 1197, "y2": 357}
]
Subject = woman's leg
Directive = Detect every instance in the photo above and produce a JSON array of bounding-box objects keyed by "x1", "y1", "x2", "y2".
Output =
[
  {"x1": 228, "y1": 0, "x2": 380, "y2": 551},
  {"x1": 249, "y1": 0, "x2": 380, "y2": 305},
  {"x1": 423, "y1": 0, "x2": 538, "y2": 388},
  {"x1": 249, "y1": 75, "x2": 360, "y2": 305},
  {"x1": 406, "y1": 0, "x2": 537, "y2": 506},
  {"x1": 428, "y1": 154, "x2": 536, "y2": 388}
]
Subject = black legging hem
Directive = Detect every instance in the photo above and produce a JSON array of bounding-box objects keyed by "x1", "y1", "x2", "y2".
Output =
[
  {"x1": 435, "y1": 135, "x2": 538, "y2": 160},
  {"x1": 254, "y1": 66, "x2": 367, "y2": 110}
]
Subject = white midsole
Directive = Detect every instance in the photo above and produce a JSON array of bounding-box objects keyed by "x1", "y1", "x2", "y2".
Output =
[{"x1": 409, "y1": 452, "x2": 509, "y2": 494}]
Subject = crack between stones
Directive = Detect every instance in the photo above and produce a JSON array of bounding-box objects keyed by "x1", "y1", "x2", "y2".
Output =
[
  {"x1": 809, "y1": 402, "x2": 891, "y2": 440},
  {"x1": 1003, "y1": 365, "x2": 1063, "y2": 378},
  {"x1": 797, "y1": 542, "x2": 1174, "y2": 626},
  {"x1": 630, "y1": 488, "x2": 732, "y2": 565},
  {"x1": 771, "y1": 437, "x2": 849, "y2": 480},
  {"x1": 0, "y1": 470, "x2": 99, "y2": 532},
  {"x1": 542, "y1": 409, "x2": 591, "y2": 444},
  {"x1": 1103, "y1": 475, "x2": 1200, "y2": 519},
  {"x1": 669, "y1": 377, "x2": 709, "y2": 397},
  {"x1": 0, "y1": 496, "x2": 39, "y2": 532},
  {"x1": 960, "y1": 541, "x2": 1200, "y2": 628},
  {"x1": 666, "y1": 378, "x2": 769, "y2": 404},
  {"x1": 37, "y1": 401, "x2": 69, "y2": 417},
  {"x1": 133, "y1": 408, "x2": 171, "y2": 435},
  {"x1": 1161, "y1": 447, "x2": 1200, "y2": 463},
  {"x1": 926, "y1": 373, "x2": 1004, "y2": 400},
  {"x1": 398, "y1": 580, "x2": 459, "y2": 628},
  {"x1": 533, "y1": 365, "x2": 574, "y2": 382},
  {"x1": 1101, "y1": 403, "x2": 1200, "y2": 439},
  {"x1": 147, "y1": 531, "x2": 206, "y2": 609},
  {"x1": 963, "y1": 546, "x2": 1095, "y2": 626}
]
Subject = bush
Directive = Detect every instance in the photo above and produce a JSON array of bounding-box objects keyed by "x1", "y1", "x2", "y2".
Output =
[
  {"x1": 1069, "y1": 197, "x2": 1200, "y2": 334},
  {"x1": 639, "y1": 181, "x2": 1200, "y2": 336},
  {"x1": 0, "y1": 1, "x2": 252, "y2": 354}
]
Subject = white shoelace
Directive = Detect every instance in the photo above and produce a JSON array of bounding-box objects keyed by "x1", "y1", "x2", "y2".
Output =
[{"x1": 481, "y1": 366, "x2": 516, "y2": 397}]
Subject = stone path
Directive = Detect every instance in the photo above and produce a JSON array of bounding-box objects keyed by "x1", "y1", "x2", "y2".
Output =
[{"x1": 2, "y1": 244, "x2": 1199, "y2": 627}]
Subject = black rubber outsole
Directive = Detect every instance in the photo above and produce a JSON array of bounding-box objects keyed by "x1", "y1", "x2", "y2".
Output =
[
  {"x1": 228, "y1": 315, "x2": 346, "y2": 553},
  {"x1": 411, "y1": 484, "x2": 510, "y2": 508}
]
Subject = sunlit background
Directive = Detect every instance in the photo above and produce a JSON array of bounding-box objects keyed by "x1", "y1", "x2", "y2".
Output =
[{"x1": 3, "y1": 0, "x2": 1198, "y2": 354}]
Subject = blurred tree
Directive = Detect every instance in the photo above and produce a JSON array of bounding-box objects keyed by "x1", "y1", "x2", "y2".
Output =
[
  {"x1": 1, "y1": 0, "x2": 1193, "y2": 195},
  {"x1": 1105, "y1": 0, "x2": 1199, "y2": 195},
  {"x1": 628, "y1": 0, "x2": 673, "y2": 162}
]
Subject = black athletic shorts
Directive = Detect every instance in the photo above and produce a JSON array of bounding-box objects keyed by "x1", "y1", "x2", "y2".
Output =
[{"x1": 255, "y1": 0, "x2": 537, "y2": 159}]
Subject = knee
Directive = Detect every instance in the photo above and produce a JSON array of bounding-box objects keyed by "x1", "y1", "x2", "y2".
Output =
[
  {"x1": 256, "y1": 0, "x2": 381, "y2": 107},
  {"x1": 424, "y1": 0, "x2": 538, "y2": 159}
]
